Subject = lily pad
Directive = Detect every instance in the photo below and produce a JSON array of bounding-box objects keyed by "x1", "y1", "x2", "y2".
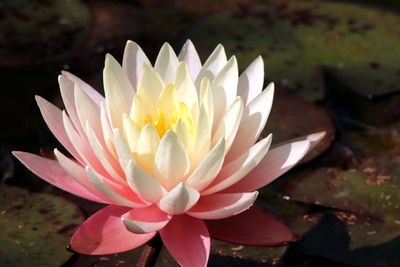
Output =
[
  {"x1": 0, "y1": 0, "x2": 90, "y2": 66},
  {"x1": 0, "y1": 185, "x2": 84, "y2": 266},
  {"x1": 263, "y1": 87, "x2": 335, "y2": 163},
  {"x1": 184, "y1": 0, "x2": 400, "y2": 101},
  {"x1": 285, "y1": 153, "x2": 400, "y2": 221}
]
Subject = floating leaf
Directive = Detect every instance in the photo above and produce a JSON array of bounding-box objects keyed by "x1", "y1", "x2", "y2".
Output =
[
  {"x1": 285, "y1": 153, "x2": 400, "y2": 221},
  {"x1": 184, "y1": 0, "x2": 400, "y2": 101},
  {"x1": 0, "y1": 185, "x2": 84, "y2": 266}
]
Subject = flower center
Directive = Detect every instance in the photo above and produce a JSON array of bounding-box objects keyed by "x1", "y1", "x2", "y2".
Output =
[{"x1": 151, "y1": 102, "x2": 195, "y2": 137}]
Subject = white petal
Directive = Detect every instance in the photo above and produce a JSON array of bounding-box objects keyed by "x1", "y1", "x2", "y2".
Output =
[
  {"x1": 122, "y1": 206, "x2": 171, "y2": 234},
  {"x1": 134, "y1": 123, "x2": 160, "y2": 175},
  {"x1": 122, "y1": 40, "x2": 150, "y2": 90},
  {"x1": 223, "y1": 139, "x2": 312, "y2": 193},
  {"x1": 237, "y1": 56, "x2": 264, "y2": 105},
  {"x1": 154, "y1": 43, "x2": 179, "y2": 83},
  {"x1": 191, "y1": 105, "x2": 212, "y2": 167},
  {"x1": 103, "y1": 54, "x2": 135, "y2": 128},
  {"x1": 211, "y1": 56, "x2": 238, "y2": 128},
  {"x1": 122, "y1": 114, "x2": 139, "y2": 152},
  {"x1": 174, "y1": 62, "x2": 199, "y2": 117},
  {"x1": 195, "y1": 44, "x2": 227, "y2": 87},
  {"x1": 157, "y1": 182, "x2": 200, "y2": 214},
  {"x1": 202, "y1": 134, "x2": 272, "y2": 195},
  {"x1": 126, "y1": 161, "x2": 166, "y2": 203},
  {"x1": 226, "y1": 83, "x2": 274, "y2": 162},
  {"x1": 186, "y1": 138, "x2": 225, "y2": 191},
  {"x1": 212, "y1": 97, "x2": 244, "y2": 152},
  {"x1": 138, "y1": 62, "x2": 165, "y2": 104},
  {"x1": 178, "y1": 39, "x2": 202, "y2": 80},
  {"x1": 154, "y1": 130, "x2": 190, "y2": 190},
  {"x1": 113, "y1": 128, "x2": 135, "y2": 169},
  {"x1": 187, "y1": 192, "x2": 258, "y2": 220}
]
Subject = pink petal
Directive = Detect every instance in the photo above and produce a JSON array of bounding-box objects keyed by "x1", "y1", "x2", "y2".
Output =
[
  {"x1": 160, "y1": 214, "x2": 210, "y2": 267},
  {"x1": 62, "y1": 111, "x2": 110, "y2": 178},
  {"x1": 54, "y1": 149, "x2": 111, "y2": 203},
  {"x1": 61, "y1": 70, "x2": 104, "y2": 106},
  {"x1": 122, "y1": 205, "x2": 171, "y2": 234},
  {"x1": 206, "y1": 207, "x2": 295, "y2": 246},
  {"x1": 71, "y1": 205, "x2": 155, "y2": 254},
  {"x1": 12, "y1": 151, "x2": 104, "y2": 203},
  {"x1": 222, "y1": 139, "x2": 311, "y2": 193},
  {"x1": 35, "y1": 96, "x2": 82, "y2": 162},
  {"x1": 187, "y1": 192, "x2": 258, "y2": 220}
]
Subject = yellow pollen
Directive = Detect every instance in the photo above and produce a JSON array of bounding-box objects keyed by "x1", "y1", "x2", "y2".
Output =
[{"x1": 145, "y1": 102, "x2": 196, "y2": 138}]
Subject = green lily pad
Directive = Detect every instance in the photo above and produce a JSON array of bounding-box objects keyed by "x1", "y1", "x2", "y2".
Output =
[
  {"x1": 285, "y1": 153, "x2": 400, "y2": 222},
  {"x1": 263, "y1": 87, "x2": 335, "y2": 163},
  {"x1": 184, "y1": 0, "x2": 400, "y2": 101},
  {"x1": 0, "y1": 185, "x2": 84, "y2": 266},
  {"x1": 0, "y1": 0, "x2": 90, "y2": 66}
]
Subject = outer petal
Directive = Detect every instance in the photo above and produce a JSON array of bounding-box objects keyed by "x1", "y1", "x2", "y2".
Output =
[
  {"x1": 187, "y1": 192, "x2": 258, "y2": 220},
  {"x1": 160, "y1": 214, "x2": 210, "y2": 267},
  {"x1": 154, "y1": 42, "x2": 179, "y2": 83},
  {"x1": 54, "y1": 149, "x2": 110, "y2": 203},
  {"x1": 157, "y1": 182, "x2": 199, "y2": 215},
  {"x1": 195, "y1": 44, "x2": 227, "y2": 88},
  {"x1": 122, "y1": 40, "x2": 150, "y2": 90},
  {"x1": 71, "y1": 205, "x2": 155, "y2": 254},
  {"x1": 122, "y1": 205, "x2": 171, "y2": 234},
  {"x1": 178, "y1": 39, "x2": 201, "y2": 80},
  {"x1": 86, "y1": 166, "x2": 147, "y2": 208},
  {"x1": 12, "y1": 152, "x2": 104, "y2": 203},
  {"x1": 203, "y1": 134, "x2": 273, "y2": 195},
  {"x1": 206, "y1": 207, "x2": 295, "y2": 246},
  {"x1": 237, "y1": 56, "x2": 264, "y2": 105},
  {"x1": 61, "y1": 70, "x2": 104, "y2": 106},
  {"x1": 223, "y1": 138, "x2": 312, "y2": 193},
  {"x1": 226, "y1": 83, "x2": 274, "y2": 162},
  {"x1": 35, "y1": 95, "x2": 82, "y2": 162},
  {"x1": 58, "y1": 75, "x2": 85, "y2": 137},
  {"x1": 154, "y1": 130, "x2": 190, "y2": 190}
]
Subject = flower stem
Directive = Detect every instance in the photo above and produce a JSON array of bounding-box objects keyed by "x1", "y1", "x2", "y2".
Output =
[{"x1": 135, "y1": 234, "x2": 162, "y2": 267}]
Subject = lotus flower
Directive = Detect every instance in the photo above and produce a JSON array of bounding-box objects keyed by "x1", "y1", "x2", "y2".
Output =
[{"x1": 13, "y1": 40, "x2": 324, "y2": 267}]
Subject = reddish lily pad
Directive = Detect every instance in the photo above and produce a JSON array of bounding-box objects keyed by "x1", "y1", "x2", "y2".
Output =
[
  {"x1": 184, "y1": 0, "x2": 400, "y2": 101},
  {"x1": 0, "y1": 185, "x2": 84, "y2": 266}
]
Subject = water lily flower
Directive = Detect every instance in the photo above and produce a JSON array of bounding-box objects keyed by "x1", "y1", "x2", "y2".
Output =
[{"x1": 13, "y1": 40, "x2": 324, "y2": 267}]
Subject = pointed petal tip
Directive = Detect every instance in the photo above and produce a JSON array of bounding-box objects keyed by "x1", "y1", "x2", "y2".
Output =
[{"x1": 308, "y1": 131, "x2": 326, "y2": 142}]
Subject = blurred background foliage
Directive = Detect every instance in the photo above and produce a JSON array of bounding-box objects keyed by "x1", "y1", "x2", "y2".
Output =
[{"x1": 1, "y1": 0, "x2": 400, "y2": 266}]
